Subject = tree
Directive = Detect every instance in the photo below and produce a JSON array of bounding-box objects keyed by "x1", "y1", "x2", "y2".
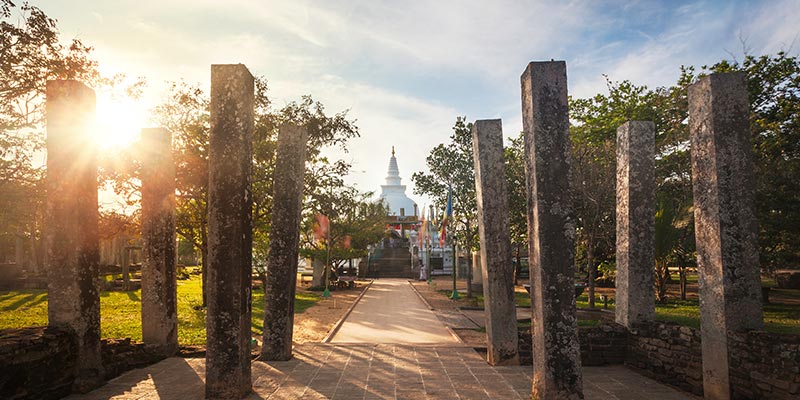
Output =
[
  {"x1": 147, "y1": 80, "x2": 360, "y2": 304},
  {"x1": 412, "y1": 117, "x2": 479, "y2": 252},
  {"x1": 505, "y1": 133, "x2": 528, "y2": 284},
  {"x1": 297, "y1": 185, "x2": 387, "y2": 283},
  {"x1": 0, "y1": 0, "x2": 100, "y2": 267},
  {"x1": 569, "y1": 79, "x2": 659, "y2": 307},
  {"x1": 732, "y1": 53, "x2": 800, "y2": 271}
]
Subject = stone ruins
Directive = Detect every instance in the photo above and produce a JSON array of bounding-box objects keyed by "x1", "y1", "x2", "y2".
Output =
[{"x1": 6, "y1": 59, "x2": 788, "y2": 400}]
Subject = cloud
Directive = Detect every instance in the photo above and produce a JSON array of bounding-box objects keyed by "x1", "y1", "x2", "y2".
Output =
[{"x1": 41, "y1": 0, "x2": 800, "y2": 209}]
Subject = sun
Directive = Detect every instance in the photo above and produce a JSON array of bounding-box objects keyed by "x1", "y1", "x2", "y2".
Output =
[{"x1": 93, "y1": 94, "x2": 146, "y2": 149}]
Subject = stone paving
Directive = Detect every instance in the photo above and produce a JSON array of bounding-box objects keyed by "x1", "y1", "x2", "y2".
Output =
[
  {"x1": 330, "y1": 279, "x2": 458, "y2": 344},
  {"x1": 67, "y1": 343, "x2": 693, "y2": 400},
  {"x1": 68, "y1": 280, "x2": 697, "y2": 399}
]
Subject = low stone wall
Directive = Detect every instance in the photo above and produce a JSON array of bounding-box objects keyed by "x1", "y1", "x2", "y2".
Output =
[
  {"x1": 0, "y1": 326, "x2": 77, "y2": 400},
  {"x1": 0, "y1": 327, "x2": 169, "y2": 399},
  {"x1": 101, "y1": 338, "x2": 169, "y2": 380},
  {"x1": 627, "y1": 321, "x2": 800, "y2": 399},
  {"x1": 626, "y1": 321, "x2": 704, "y2": 395},
  {"x1": 518, "y1": 323, "x2": 628, "y2": 366},
  {"x1": 728, "y1": 330, "x2": 800, "y2": 399}
]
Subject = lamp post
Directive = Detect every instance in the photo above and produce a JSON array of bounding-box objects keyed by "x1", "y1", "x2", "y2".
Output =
[
  {"x1": 323, "y1": 230, "x2": 331, "y2": 298},
  {"x1": 449, "y1": 239, "x2": 460, "y2": 300}
]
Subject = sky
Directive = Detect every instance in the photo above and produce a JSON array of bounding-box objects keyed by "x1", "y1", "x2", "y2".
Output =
[{"x1": 39, "y1": 0, "x2": 800, "y2": 209}]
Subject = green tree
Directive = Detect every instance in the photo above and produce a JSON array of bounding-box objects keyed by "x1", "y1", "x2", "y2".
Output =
[
  {"x1": 147, "y1": 80, "x2": 360, "y2": 304},
  {"x1": 412, "y1": 117, "x2": 479, "y2": 252},
  {"x1": 569, "y1": 79, "x2": 659, "y2": 306},
  {"x1": 0, "y1": 0, "x2": 99, "y2": 267},
  {"x1": 298, "y1": 185, "x2": 387, "y2": 276},
  {"x1": 726, "y1": 53, "x2": 800, "y2": 270}
]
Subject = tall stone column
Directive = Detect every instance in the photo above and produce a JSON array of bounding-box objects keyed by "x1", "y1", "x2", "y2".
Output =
[
  {"x1": 44, "y1": 80, "x2": 103, "y2": 392},
  {"x1": 615, "y1": 121, "x2": 655, "y2": 328},
  {"x1": 520, "y1": 61, "x2": 583, "y2": 398},
  {"x1": 471, "y1": 119, "x2": 519, "y2": 366},
  {"x1": 140, "y1": 128, "x2": 178, "y2": 355},
  {"x1": 206, "y1": 64, "x2": 254, "y2": 399},
  {"x1": 689, "y1": 72, "x2": 763, "y2": 400},
  {"x1": 261, "y1": 123, "x2": 308, "y2": 361}
]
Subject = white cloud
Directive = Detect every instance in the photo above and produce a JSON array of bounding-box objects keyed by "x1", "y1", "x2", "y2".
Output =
[{"x1": 39, "y1": 0, "x2": 800, "y2": 209}]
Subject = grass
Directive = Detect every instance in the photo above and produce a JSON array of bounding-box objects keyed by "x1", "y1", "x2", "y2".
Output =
[
  {"x1": 439, "y1": 284, "x2": 799, "y2": 335},
  {"x1": 575, "y1": 292, "x2": 800, "y2": 334},
  {"x1": 0, "y1": 275, "x2": 321, "y2": 345}
]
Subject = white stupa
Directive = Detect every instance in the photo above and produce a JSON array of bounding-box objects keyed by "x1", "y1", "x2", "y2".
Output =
[{"x1": 379, "y1": 147, "x2": 418, "y2": 218}]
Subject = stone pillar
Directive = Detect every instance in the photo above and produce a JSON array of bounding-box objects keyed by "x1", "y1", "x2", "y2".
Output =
[
  {"x1": 44, "y1": 80, "x2": 103, "y2": 392},
  {"x1": 206, "y1": 64, "x2": 254, "y2": 399},
  {"x1": 520, "y1": 61, "x2": 583, "y2": 398},
  {"x1": 261, "y1": 123, "x2": 307, "y2": 361},
  {"x1": 140, "y1": 128, "x2": 178, "y2": 355},
  {"x1": 15, "y1": 234, "x2": 25, "y2": 268},
  {"x1": 311, "y1": 258, "x2": 325, "y2": 287},
  {"x1": 471, "y1": 251, "x2": 483, "y2": 293},
  {"x1": 615, "y1": 121, "x2": 656, "y2": 328},
  {"x1": 472, "y1": 119, "x2": 519, "y2": 366},
  {"x1": 689, "y1": 72, "x2": 763, "y2": 400}
]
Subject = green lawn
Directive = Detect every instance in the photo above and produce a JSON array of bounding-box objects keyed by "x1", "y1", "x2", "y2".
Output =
[
  {"x1": 436, "y1": 285, "x2": 799, "y2": 335},
  {"x1": 0, "y1": 275, "x2": 321, "y2": 345},
  {"x1": 575, "y1": 293, "x2": 800, "y2": 334}
]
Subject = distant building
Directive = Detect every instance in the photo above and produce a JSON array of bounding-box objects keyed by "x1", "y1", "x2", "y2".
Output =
[{"x1": 379, "y1": 146, "x2": 418, "y2": 218}]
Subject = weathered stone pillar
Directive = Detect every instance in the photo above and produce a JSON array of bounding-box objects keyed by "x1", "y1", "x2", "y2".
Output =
[
  {"x1": 44, "y1": 80, "x2": 103, "y2": 392},
  {"x1": 311, "y1": 258, "x2": 325, "y2": 287},
  {"x1": 615, "y1": 121, "x2": 655, "y2": 328},
  {"x1": 206, "y1": 64, "x2": 254, "y2": 399},
  {"x1": 689, "y1": 72, "x2": 763, "y2": 400},
  {"x1": 140, "y1": 128, "x2": 178, "y2": 355},
  {"x1": 261, "y1": 123, "x2": 308, "y2": 361},
  {"x1": 472, "y1": 119, "x2": 519, "y2": 366},
  {"x1": 520, "y1": 61, "x2": 583, "y2": 398}
]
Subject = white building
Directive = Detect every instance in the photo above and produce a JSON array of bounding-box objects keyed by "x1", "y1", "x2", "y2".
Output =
[{"x1": 379, "y1": 147, "x2": 418, "y2": 218}]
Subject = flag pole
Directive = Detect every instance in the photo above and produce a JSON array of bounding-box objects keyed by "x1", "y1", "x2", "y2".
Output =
[{"x1": 445, "y1": 187, "x2": 459, "y2": 300}]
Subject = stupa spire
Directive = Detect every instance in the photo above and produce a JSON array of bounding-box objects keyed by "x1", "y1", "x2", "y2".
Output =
[{"x1": 380, "y1": 146, "x2": 417, "y2": 217}]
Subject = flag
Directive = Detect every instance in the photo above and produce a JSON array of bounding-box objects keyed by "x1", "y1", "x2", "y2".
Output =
[
  {"x1": 314, "y1": 213, "x2": 329, "y2": 242},
  {"x1": 440, "y1": 187, "x2": 452, "y2": 246},
  {"x1": 418, "y1": 207, "x2": 427, "y2": 249}
]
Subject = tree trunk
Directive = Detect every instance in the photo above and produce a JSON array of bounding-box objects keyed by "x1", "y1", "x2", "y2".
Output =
[
  {"x1": 514, "y1": 243, "x2": 521, "y2": 286},
  {"x1": 587, "y1": 236, "x2": 595, "y2": 309},
  {"x1": 679, "y1": 265, "x2": 687, "y2": 301},
  {"x1": 29, "y1": 233, "x2": 39, "y2": 275},
  {"x1": 201, "y1": 228, "x2": 209, "y2": 307}
]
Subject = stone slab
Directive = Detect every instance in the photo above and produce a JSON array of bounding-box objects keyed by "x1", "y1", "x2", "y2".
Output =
[
  {"x1": 45, "y1": 79, "x2": 103, "y2": 392},
  {"x1": 615, "y1": 121, "x2": 656, "y2": 328},
  {"x1": 471, "y1": 119, "x2": 519, "y2": 366},
  {"x1": 521, "y1": 60, "x2": 583, "y2": 398},
  {"x1": 206, "y1": 63, "x2": 255, "y2": 399}
]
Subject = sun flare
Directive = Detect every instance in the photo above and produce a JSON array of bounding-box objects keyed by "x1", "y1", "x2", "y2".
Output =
[{"x1": 93, "y1": 94, "x2": 145, "y2": 149}]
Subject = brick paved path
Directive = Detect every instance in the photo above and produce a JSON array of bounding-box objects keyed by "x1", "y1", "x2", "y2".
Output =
[
  {"x1": 68, "y1": 280, "x2": 695, "y2": 399},
  {"x1": 67, "y1": 343, "x2": 692, "y2": 400},
  {"x1": 330, "y1": 279, "x2": 458, "y2": 343}
]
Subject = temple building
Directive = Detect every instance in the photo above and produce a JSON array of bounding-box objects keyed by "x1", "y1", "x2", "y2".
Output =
[{"x1": 380, "y1": 147, "x2": 418, "y2": 218}]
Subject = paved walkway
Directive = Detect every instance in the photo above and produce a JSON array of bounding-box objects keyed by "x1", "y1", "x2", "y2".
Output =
[
  {"x1": 67, "y1": 343, "x2": 693, "y2": 400},
  {"x1": 68, "y1": 279, "x2": 695, "y2": 399},
  {"x1": 330, "y1": 279, "x2": 458, "y2": 344}
]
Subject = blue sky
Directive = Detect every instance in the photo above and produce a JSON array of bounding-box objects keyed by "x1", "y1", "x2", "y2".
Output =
[{"x1": 40, "y1": 0, "x2": 799, "y2": 208}]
